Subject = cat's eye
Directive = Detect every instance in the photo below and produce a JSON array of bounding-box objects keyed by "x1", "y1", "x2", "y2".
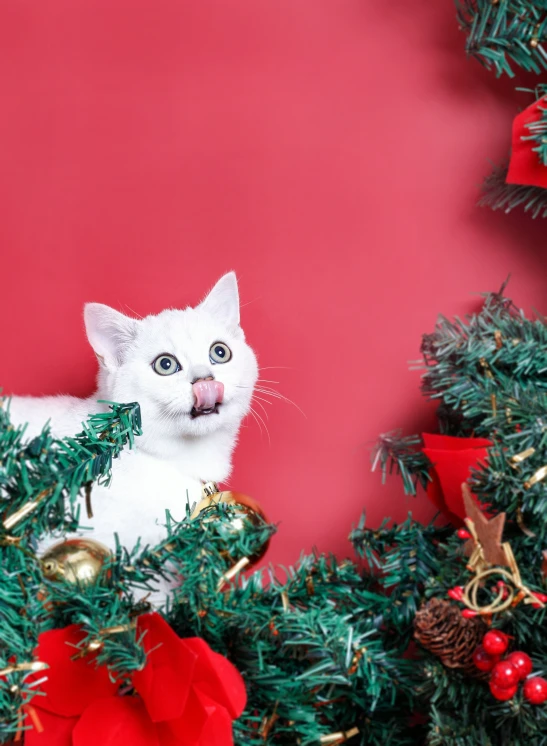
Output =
[
  {"x1": 152, "y1": 354, "x2": 181, "y2": 376},
  {"x1": 209, "y1": 342, "x2": 232, "y2": 364}
]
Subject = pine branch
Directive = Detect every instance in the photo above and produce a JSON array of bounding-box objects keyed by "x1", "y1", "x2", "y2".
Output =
[
  {"x1": 155, "y1": 512, "x2": 417, "y2": 744},
  {"x1": 351, "y1": 514, "x2": 451, "y2": 635},
  {"x1": 372, "y1": 431, "x2": 432, "y2": 496},
  {"x1": 415, "y1": 287, "x2": 547, "y2": 549},
  {"x1": 480, "y1": 162, "x2": 547, "y2": 217},
  {"x1": 368, "y1": 288, "x2": 547, "y2": 743},
  {"x1": 0, "y1": 401, "x2": 142, "y2": 736},
  {"x1": 456, "y1": 0, "x2": 547, "y2": 77},
  {"x1": 519, "y1": 85, "x2": 547, "y2": 165},
  {"x1": 0, "y1": 400, "x2": 142, "y2": 539},
  {"x1": 420, "y1": 285, "x2": 547, "y2": 411},
  {"x1": 0, "y1": 424, "x2": 418, "y2": 746}
]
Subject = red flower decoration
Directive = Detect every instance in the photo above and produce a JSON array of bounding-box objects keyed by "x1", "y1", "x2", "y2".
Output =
[
  {"x1": 24, "y1": 613, "x2": 246, "y2": 746},
  {"x1": 507, "y1": 95, "x2": 547, "y2": 188},
  {"x1": 422, "y1": 433, "x2": 492, "y2": 524}
]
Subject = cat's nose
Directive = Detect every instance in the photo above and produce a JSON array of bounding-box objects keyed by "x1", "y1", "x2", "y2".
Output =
[
  {"x1": 190, "y1": 364, "x2": 214, "y2": 384},
  {"x1": 192, "y1": 379, "x2": 224, "y2": 410}
]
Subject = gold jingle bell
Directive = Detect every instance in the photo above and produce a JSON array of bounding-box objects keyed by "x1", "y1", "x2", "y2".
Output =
[
  {"x1": 192, "y1": 482, "x2": 270, "y2": 566},
  {"x1": 41, "y1": 538, "x2": 112, "y2": 586}
]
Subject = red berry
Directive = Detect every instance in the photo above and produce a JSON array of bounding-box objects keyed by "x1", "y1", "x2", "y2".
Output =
[
  {"x1": 448, "y1": 586, "x2": 464, "y2": 601},
  {"x1": 494, "y1": 581, "x2": 509, "y2": 600},
  {"x1": 462, "y1": 609, "x2": 478, "y2": 619},
  {"x1": 473, "y1": 646, "x2": 499, "y2": 672},
  {"x1": 491, "y1": 661, "x2": 520, "y2": 689},
  {"x1": 507, "y1": 651, "x2": 533, "y2": 680},
  {"x1": 531, "y1": 592, "x2": 547, "y2": 609},
  {"x1": 523, "y1": 677, "x2": 547, "y2": 705},
  {"x1": 482, "y1": 630, "x2": 509, "y2": 656},
  {"x1": 457, "y1": 528, "x2": 472, "y2": 540},
  {"x1": 490, "y1": 680, "x2": 518, "y2": 701}
]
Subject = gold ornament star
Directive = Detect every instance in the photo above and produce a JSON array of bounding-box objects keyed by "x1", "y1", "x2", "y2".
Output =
[{"x1": 462, "y1": 484, "x2": 509, "y2": 568}]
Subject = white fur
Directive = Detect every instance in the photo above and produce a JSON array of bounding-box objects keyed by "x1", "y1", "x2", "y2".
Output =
[{"x1": 8, "y1": 273, "x2": 258, "y2": 577}]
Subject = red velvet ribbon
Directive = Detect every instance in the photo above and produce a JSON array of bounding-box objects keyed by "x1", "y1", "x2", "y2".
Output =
[
  {"x1": 24, "y1": 613, "x2": 246, "y2": 746},
  {"x1": 422, "y1": 433, "x2": 491, "y2": 524},
  {"x1": 507, "y1": 95, "x2": 547, "y2": 188}
]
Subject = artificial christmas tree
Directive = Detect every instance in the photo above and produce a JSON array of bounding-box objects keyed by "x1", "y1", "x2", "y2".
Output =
[
  {"x1": 455, "y1": 1, "x2": 547, "y2": 216},
  {"x1": 0, "y1": 398, "x2": 423, "y2": 745},
  {"x1": 8, "y1": 284, "x2": 547, "y2": 744},
  {"x1": 375, "y1": 283, "x2": 547, "y2": 743}
]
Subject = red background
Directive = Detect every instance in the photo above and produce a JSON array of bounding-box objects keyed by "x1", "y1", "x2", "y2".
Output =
[{"x1": 1, "y1": 0, "x2": 545, "y2": 567}]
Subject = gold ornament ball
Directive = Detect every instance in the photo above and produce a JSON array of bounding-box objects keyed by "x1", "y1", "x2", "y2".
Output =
[
  {"x1": 192, "y1": 484, "x2": 270, "y2": 566},
  {"x1": 40, "y1": 538, "x2": 112, "y2": 586}
]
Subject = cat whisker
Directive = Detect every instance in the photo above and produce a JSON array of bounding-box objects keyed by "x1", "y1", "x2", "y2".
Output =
[
  {"x1": 252, "y1": 394, "x2": 273, "y2": 406},
  {"x1": 236, "y1": 382, "x2": 303, "y2": 417},
  {"x1": 254, "y1": 386, "x2": 307, "y2": 418},
  {"x1": 249, "y1": 405, "x2": 271, "y2": 444},
  {"x1": 247, "y1": 407, "x2": 265, "y2": 438},
  {"x1": 251, "y1": 396, "x2": 270, "y2": 420},
  {"x1": 234, "y1": 385, "x2": 273, "y2": 403}
]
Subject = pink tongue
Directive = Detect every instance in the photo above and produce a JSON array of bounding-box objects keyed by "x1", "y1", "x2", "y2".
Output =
[{"x1": 192, "y1": 380, "x2": 224, "y2": 410}]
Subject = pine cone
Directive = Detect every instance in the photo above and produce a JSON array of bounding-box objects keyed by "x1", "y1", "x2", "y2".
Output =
[{"x1": 414, "y1": 598, "x2": 486, "y2": 676}]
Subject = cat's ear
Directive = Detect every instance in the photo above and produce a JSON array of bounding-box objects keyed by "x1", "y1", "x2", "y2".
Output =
[
  {"x1": 198, "y1": 272, "x2": 240, "y2": 328},
  {"x1": 84, "y1": 303, "x2": 138, "y2": 368}
]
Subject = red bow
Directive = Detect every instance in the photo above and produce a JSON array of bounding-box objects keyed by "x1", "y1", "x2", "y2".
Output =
[
  {"x1": 24, "y1": 613, "x2": 246, "y2": 746},
  {"x1": 422, "y1": 433, "x2": 491, "y2": 524},
  {"x1": 507, "y1": 95, "x2": 547, "y2": 188}
]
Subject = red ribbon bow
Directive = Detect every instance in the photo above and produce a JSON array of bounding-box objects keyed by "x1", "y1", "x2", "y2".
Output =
[
  {"x1": 24, "y1": 612, "x2": 246, "y2": 746},
  {"x1": 422, "y1": 433, "x2": 491, "y2": 524},
  {"x1": 507, "y1": 95, "x2": 547, "y2": 188}
]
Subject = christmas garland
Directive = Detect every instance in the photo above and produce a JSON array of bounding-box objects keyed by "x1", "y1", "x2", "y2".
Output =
[
  {"x1": 5, "y1": 285, "x2": 547, "y2": 744},
  {"x1": 455, "y1": 1, "x2": 547, "y2": 215},
  {"x1": 0, "y1": 401, "x2": 418, "y2": 745},
  {"x1": 373, "y1": 286, "x2": 547, "y2": 742}
]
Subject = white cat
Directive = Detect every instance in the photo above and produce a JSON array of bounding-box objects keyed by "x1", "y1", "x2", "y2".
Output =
[{"x1": 8, "y1": 272, "x2": 258, "y2": 558}]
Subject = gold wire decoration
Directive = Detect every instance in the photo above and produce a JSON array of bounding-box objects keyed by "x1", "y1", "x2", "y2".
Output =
[
  {"x1": 524, "y1": 465, "x2": 547, "y2": 489},
  {"x1": 319, "y1": 727, "x2": 359, "y2": 744},
  {"x1": 3, "y1": 488, "x2": 53, "y2": 530},
  {"x1": 508, "y1": 448, "x2": 537, "y2": 536},
  {"x1": 0, "y1": 661, "x2": 48, "y2": 678},
  {"x1": 216, "y1": 556, "x2": 250, "y2": 592},
  {"x1": 0, "y1": 537, "x2": 36, "y2": 562},
  {"x1": 530, "y1": 23, "x2": 542, "y2": 47},
  {"x1": 479, "y1": 357, "x2": 494, "y2": 379},
  {"x1": 509, "y1": 446, "x2": 536, "y2": 466},
  {"x1": 516, "y1": 503, "x2": 536, "y2": 538},
  {"x1": 460, "y1": 486, "x2": 544, "y2": 616},
  {"x1": 0, "y1": 535, "x2": 22, "y2": 545},
  {"x1": 79, "y1": 621, "x2": 137, "y2": 656}
]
